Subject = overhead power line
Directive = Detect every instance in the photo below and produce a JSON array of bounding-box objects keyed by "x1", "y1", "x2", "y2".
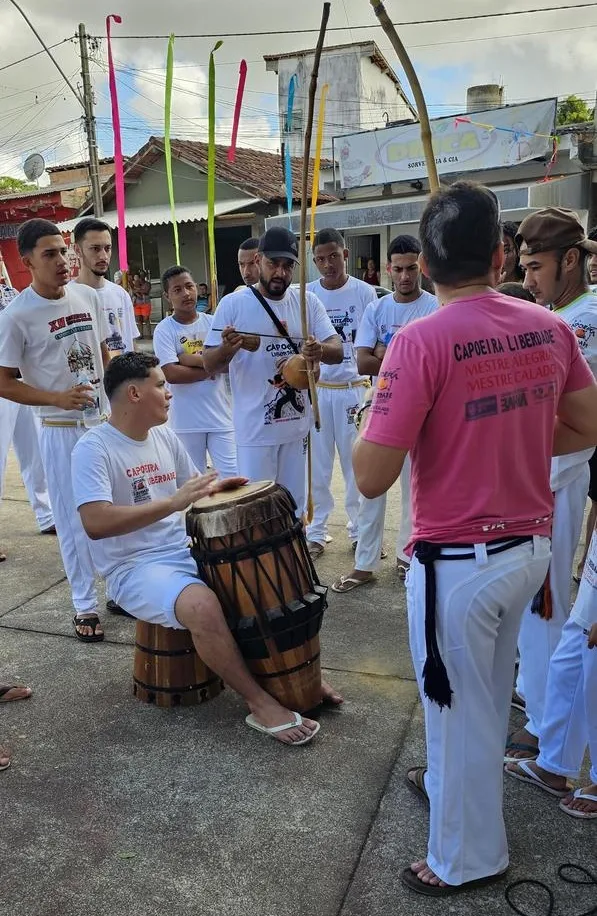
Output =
[
  {"x1": 88, "y1": 3, "x2": 597, "y2": 39},
  {"x1": 0, "y1": 37, "x2": 73, "y2": 74}
]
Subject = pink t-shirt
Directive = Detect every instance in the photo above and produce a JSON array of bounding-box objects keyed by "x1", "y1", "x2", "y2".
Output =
[{"x1": 362, "y1": 290, "x2": 595, "y2": 548}]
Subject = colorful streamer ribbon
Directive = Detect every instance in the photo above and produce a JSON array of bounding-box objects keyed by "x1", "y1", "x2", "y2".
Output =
[
  {"x1": 208, "y1": 41, "x2": 223, "y2": 308},
  {"x1": 310, "y1": 83, "x2": 328, "y2": 246},
  {"x1": 164, "y1": 34, "x2": 180, "y2": 263},
  {"x1": 284, "y1": 75, "x2": 297, "y2": 227},
  {"x1": 106, "y1": 14, "x2": 128, "y2": 271},
  {"x1": 454, "y1": 113, "x2": 555, "y2": 141},
  {"x1": 228, "y1": 59, "x2": 247, "y2": 163}
]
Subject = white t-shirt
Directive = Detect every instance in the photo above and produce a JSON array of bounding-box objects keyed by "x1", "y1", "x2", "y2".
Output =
[
  {"x1": 355, "y1": 290, "x2": 439, "y2": 350},
  {"x1": 71, "y1": 280, "x2": 139, "y2": 354},
  {"x1": 549, "y1": 291, "x2": 597, "y2": 490},
  {"x1": 205, "y1": 285, "x2": 336, "y2": 446},
  {"x1": 306, "y1": 275, "x2": 377, "y2": 383},
  {"x1": 71, "y1": 422, "x2": 197, "y2": 578},
  {"x1": 0, "y1": 283, "x2": 109, "y2": 420},
  {"x1": 153, "y1": 313, "x2": 233, "y2": 433}
]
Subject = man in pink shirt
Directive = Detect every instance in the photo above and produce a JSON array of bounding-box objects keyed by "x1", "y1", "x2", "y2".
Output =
[{"x1": 353, "y1": 181, "x2": 597, "y2": 897}]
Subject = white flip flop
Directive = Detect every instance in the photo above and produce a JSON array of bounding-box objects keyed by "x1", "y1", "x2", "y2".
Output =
[
  {"x1": 559, "y1": 788, "x2": 597, "y2": 819},
  {"x1": 245, "y1": 711, "x2": 320, "y2": 746},
  {"x1": 505, "y1": 759, "x2": 572, "y2": 797},
  {"x1": 331, "y1": 575, "x2": 373, "y2": 593}
]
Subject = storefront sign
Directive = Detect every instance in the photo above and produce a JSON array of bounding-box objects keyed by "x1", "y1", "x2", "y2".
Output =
[{"x1": 336, "y1": 98, "x2": 557, "y2": 190}]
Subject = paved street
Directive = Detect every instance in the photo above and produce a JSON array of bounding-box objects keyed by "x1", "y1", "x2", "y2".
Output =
[{"x1": 0, "y1": 453, "x2": 592, "y2": 916}]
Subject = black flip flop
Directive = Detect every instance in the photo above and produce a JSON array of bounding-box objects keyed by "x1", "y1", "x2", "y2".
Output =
[
  {"x1": 401, "y1": 865, "x2": 508, "y2": 897},
  {"x1": 73, "y1": 615, "x2": 104, "y2": 643},
  {"x1": 405, "y1": 766, "x2": 429, "y2": 806}
]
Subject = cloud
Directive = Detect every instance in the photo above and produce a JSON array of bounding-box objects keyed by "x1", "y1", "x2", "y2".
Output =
[{"x1": 0, "y1": 0, "x2": 596, "y2": 180}]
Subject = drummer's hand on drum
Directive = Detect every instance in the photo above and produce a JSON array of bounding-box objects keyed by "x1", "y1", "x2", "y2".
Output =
[
  {"x1": 171, "y1": 472, "x2": 219, "y2": 512},
  {"x1": 221, "y1": 326, "x2": 244, "y2": 358},
  {"x1": 301, "y1": 335, "x2": 322, "y2": 364},
  {"x1": 211, "y1": 476, "x2": 249, "y2": 494}
]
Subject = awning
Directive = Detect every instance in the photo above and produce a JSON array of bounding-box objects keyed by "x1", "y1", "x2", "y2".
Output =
[{"x1": 57, "y1": 197, "x2": 259, "y2": 232}]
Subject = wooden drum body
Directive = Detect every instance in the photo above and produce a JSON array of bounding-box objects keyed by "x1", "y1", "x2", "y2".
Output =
[
  {"x1": 186, "y1": 482, "x2": 327, "y2": 713},
  {"x1": 133, "y1": 621, "x2": 223, "y2": 708}
]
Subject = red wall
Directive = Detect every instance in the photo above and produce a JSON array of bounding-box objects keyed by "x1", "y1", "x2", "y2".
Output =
[{"x1": 0, "y1": 192, "x2": 78, "y2": 290}]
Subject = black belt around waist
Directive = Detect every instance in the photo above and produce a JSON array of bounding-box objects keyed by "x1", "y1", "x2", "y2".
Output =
[{"x1": 414, "y1": 536, "x2": 534, "y2": 710}]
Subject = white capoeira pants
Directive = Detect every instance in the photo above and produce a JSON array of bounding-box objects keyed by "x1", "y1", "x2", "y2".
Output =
[
  {"x1": 354, "y1": 455, "x2": 412, "y2": 571},
  {"x1": 175, "y1": 430, "x2": 237, "y2": 478},
  {"x1": 236, "y1": 439, "x2": 306, "y2": 518},
  {"x1": 537, "y1": 616, "x2": 597, "y2": 783},
  {"x1": 39, "y1": 425, "x2": 98, "y2": 615},
  {"x1": 517, "y1": 467, "x2": 589, "y2": 738},
  {"x1": 306, "y1": 385, "x2": 366, "y2": 546},
  {"x1": 407, "y1": 535, "x2": 551, "y2": 886},
  {"x1": 0, "y1": 399, "x2": 53, "y2": 532}
]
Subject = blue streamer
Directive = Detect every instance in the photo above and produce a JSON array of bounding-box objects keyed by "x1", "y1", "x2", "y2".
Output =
[{"x1": 284, "y1": 74, "x2": 297, "y2": 228}]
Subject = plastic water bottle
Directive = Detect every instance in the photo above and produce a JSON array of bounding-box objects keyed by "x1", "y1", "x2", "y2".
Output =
[{"x1": 78, "y1": 370, "x2": 102, "y2": 428}]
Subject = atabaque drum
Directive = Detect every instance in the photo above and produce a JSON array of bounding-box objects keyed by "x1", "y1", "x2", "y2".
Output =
[
  {"x1": 133, "y1": 620, "x2": 223, "y2": 708},
  {"x1": 186, "y1": 481, "x2": 327, "y2": 713}
]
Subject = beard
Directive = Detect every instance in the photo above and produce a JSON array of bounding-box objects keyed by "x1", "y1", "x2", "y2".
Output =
[
  {"x1": 91, "y1": 267, "x2": 109, "y2": 278},
  {"x1": 259, "y1": 272, "x2": 290, "y2": 298}
]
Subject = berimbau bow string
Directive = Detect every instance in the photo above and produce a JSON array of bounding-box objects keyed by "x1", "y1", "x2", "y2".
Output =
[{"x1": 369, "y1": 0, "x2": 439, "y2": 192}]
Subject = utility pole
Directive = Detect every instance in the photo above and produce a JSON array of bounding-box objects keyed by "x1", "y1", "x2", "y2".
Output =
[{"x1": 78, "y1": 23, "x2": 104, "y2": 217}]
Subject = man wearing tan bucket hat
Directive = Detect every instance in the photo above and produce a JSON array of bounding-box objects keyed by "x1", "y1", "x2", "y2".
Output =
[{"x1": 506, "y1": 207, "x2": 597, "y2": 766}]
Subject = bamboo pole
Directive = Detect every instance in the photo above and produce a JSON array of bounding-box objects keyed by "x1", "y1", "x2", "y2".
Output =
[{"x1": 370, "y1": 0, "x2": 439, "y2": 192}]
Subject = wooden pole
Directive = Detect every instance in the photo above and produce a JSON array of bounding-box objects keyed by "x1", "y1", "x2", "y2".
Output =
[
  {"x1": 299, "y1": 2, "x2": 330, "y2": 433},
  {"x1": 370, "y1": 0, "x2": 440, "y2": 192}
]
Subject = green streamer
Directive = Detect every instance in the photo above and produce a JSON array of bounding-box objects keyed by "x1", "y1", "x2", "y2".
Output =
[
  {"x1": 164, "y1": 33, "x2": 180, "y2": 264},
  {"x1": 208, "y1": 41, "x2": 223, "y2": 306}
]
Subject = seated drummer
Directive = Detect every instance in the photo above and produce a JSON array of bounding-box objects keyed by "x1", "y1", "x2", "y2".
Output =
[{"x1": 71, "y1": 352, "x2": 342, "y2": 745}]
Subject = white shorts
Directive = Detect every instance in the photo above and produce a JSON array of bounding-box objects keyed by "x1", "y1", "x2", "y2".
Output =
[{"x1": 109, "y1": 551, "x2": 205, "y2": 629}]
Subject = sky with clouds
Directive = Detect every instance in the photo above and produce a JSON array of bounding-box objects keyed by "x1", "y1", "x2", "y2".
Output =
[{"x1": 0, "y1": 0, "x2": 596, "y2": 181}]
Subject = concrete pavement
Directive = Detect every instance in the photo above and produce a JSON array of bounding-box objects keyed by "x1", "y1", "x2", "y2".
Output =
[{"x1": 0, "y1": 453, "x2": 593, "y2": 916}]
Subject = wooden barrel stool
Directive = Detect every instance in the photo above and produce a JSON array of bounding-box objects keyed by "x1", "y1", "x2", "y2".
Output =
[{"x1": 133, "y1": 621, "x2": 223, "y2": 708}]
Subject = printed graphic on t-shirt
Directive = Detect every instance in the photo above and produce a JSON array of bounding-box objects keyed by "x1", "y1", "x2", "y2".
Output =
[
  {"x1": 570, "y1": 319, "x2": 597, "y2": 352},
  {"x1": 180, "y1": 335, "x2": 204, "y2": 355},
  {"x1": 265, "y1": 355, "x2": 306, "y2": 424},
  {"x1": 370, "y1": 367, "x2": 401, "y2": 417},
  {"x1": 106, "y1": 309, "x2": 125, "y2": 353},
  {"x1": 451, "y1": 326, "x2": 559, "y2": 423},
  {"x1": 131, "y1": 476, "x2": 150, "y2": 503}
]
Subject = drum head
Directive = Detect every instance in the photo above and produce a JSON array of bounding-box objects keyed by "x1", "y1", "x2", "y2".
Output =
[{"x1": 191, "y1": 480, "x2": 275, "y2": 512}]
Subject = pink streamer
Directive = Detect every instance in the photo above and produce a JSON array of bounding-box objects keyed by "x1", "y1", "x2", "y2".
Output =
[
  {"x1": 106, "y1": 14, "x2": 128, "y2": 271},
  {"x1": 227, "y1": 60, "x2": 247, "y2": 163}
]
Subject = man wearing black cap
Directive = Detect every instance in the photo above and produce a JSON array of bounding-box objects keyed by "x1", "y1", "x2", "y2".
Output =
[
  {"x1": 505, "y1": 208, "x2": 597, "y2": 766},
  {"x1": 204, "y1": 227, "x2": 342, "y2": 516}
]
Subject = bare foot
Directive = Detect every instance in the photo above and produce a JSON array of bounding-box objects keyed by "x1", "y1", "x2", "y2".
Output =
[
  {"x1": 410, "y1": 860, "x2": 447, "y2": 888},
  {"x1": 321, "y1": 678, "x2": 343, "y2": 706},
  {"x1": 0, "y1": 747, "x2": 11, "y2": 770},
  {"x1": 505, "y1": 759, "x2": 569, "y2": 791},
  {"x1": 248, "y1": 698, "x2": 319, "y2": 745},
  {"x1": 561, "y1": 783, "x2": 597, "y2": 815},
  {"x1": 0, "y1": 685, "x2": 32, "y2": 703},
  {"x1": 506, "y1": 726, "x2": 538, "y2": 760}
]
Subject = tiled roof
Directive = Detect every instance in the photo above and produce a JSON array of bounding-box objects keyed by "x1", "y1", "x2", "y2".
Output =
[
  {"x1": 79, "y1": 137, "x2": 336, "y2": 214},
  {"x1": 46, "y1": 156, "x2": 115, "y2": 173}
]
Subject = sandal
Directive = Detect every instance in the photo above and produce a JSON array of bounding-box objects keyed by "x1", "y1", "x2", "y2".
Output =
[
  {"x1": 505, "y1": 759, "x2": 572, "y2": 797},
  {"x1": 307, "y1": 541, "x2": 325, "y2": 560},
  {"x1": 559, "y1": 788, "x2": 597, "y2": 819},
  {"x1": 504, "y1": 731, "x2": 538, "y2": 763},
  {"x1": 0, "y1": 685, "x2": 32, "y2": 703},
  {"x1": 331, "y1": 574, "x2": 373, "y2": 593},
  {"x1": 405, "y1": 766, "x2": 429, "y2": 806},
  {"x1": 72, "y1": 615, "x2": 104, "y2": 643},
  {"x1": 401, "y1": 865, "x2": 507, "y2": 897},
  {"x1": 0, "y1": 749, "x2": 11, "y2": 772}
]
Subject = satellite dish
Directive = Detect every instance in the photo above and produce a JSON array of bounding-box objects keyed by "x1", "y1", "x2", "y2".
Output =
[{"x1": 23, "y1": 153, "x2": 45, "y2": 182}]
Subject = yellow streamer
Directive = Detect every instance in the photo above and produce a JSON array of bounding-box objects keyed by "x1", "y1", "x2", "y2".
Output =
[{"x1": 310, "y1": 84, "x2": 328, "y2": 247}]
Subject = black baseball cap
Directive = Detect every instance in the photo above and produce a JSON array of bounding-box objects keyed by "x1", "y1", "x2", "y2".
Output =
[{"x1": 258, "y1": 227, "x2": 299, "y2": 263}]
